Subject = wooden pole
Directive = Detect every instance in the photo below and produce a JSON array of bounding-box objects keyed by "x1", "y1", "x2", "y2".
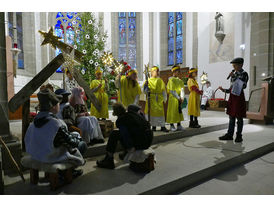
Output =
[
  {"x1": 0, "y1": 136, "x2": 25, "y2": 182},
  {"x1": 21, "y1": 99, "x2": 30, "y2": 152}
]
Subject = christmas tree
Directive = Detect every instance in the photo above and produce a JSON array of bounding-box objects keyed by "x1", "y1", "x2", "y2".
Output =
[{"x1": 74, "y1": 12, "x2": 116, "y2": 97}]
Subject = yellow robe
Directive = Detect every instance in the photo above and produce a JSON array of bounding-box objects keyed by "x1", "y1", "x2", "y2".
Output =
[
  {"x1": 118, "y1": 75, "x2": 142, "y2": 107},
  {"x1": 143, "y1": 77, "x2": 166, "y2": 117},
  {"x1": 166, "y1": 77, "x2": 184, "y2": 123},
  {"x1": 90, "y1": 79, "x2": 109, "y2": 119},
  {"x1": 187, "y1": 78, "x2": 200, "y2": 117}
]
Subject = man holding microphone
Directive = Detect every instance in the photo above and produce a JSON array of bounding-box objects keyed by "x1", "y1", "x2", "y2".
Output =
[{"x1": 218, "y1": 57, "x2": 249, "y2": 143}]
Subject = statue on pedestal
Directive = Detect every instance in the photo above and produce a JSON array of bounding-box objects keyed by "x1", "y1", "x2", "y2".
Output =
[{"x1": 215, "y1": 12, "x2": 226, "y2": 43}]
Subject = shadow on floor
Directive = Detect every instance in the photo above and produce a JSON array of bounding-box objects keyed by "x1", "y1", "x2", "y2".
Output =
[
  {"x1": 4, "y1": 163, "x2": 147, "y2": 195},
  {"x1": 213, "y1": 141, "x2": 248, "y2": 182}
]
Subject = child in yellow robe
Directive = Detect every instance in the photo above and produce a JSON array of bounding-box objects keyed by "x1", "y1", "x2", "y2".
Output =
[
  {"x1": 187, "y1": 68, "x2": 203, "y2": 128},
  {"x1": 90, "y1": 67, "x2": 109, "y2": 119},
  {"x1": 143, "y1": 66, "x2": 168, "y2": 132},
  {"x1": 115, "y1": 68, "x2": 142, "y2": 107},
  {"x1": 166, "y1": 65, "x2": 185, "y2": 132}
]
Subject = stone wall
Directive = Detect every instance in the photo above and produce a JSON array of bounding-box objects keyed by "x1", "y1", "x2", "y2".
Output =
[{"x1": 249, "y1": 12, "x2": 274, "y2": 112}]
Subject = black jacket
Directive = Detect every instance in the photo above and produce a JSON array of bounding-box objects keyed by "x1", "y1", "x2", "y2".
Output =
[{"x1": 116, "y1": 111, "x2": 153, "y2": 150}]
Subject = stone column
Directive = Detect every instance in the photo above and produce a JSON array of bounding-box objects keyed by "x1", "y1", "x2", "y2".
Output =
[
  {"x1": 0, "y1": 12, "x2": 10, "y2": 138},
  {"x1": 249, "y1": 12, "x2": 274, "y2": 112},
  {"x1": 1, "y1": 13, "x2": 21, "y2": 175}
]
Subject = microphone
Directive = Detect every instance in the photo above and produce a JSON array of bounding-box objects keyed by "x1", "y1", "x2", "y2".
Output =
[{"x1": 227, "y1": 70, "x2": 235, "y2": 80}]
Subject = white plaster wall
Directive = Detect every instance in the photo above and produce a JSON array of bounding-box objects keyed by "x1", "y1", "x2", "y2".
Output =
[
  {"x1": 103, "y1": 12, "x2": 112, "y2": 51},
  {"x1": 197, "y1": 12, "x2": 251, "y2": 99},
  {"x1": 185, "y1": 12, "x2": 193, "y2": 67},
  {"x1": 142, "y1": 12, "x2": 150, "y2": 80},
  {"x1": 13, "y1": 75, "x2": 33, "y2": 94},
  {"x1": 153, "y1": 12, "x2": 160, "y2": 66},
  {"x1": 34, "y1": 12, "x2": 42, "y2": 74}
]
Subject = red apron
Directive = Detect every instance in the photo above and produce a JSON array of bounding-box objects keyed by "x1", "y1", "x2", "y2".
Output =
[{"x1": 226, "y1": 89, "x2": 246, "y2": 118}]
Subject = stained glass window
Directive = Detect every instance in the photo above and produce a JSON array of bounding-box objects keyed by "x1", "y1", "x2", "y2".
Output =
[
  {"x1": 8, "y1": 12, "x2": 24, "y2": 69},
  {"x1": 168, "y1": 12, "x2": 183, "y2": 65},
  {"x1": 118, "y1": 12, "x2": 137, "y2": 69},
  {"x1": 168, "y1": 12, "x2": 174, "y2": 65},
  {"x1": 55, "y1": 12, "x2": 80, "y2": 72}
]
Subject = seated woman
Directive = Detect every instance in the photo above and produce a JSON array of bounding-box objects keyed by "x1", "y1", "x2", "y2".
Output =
[{"x1": 69, "y1": 87, "x2": 105, "y2": 145}]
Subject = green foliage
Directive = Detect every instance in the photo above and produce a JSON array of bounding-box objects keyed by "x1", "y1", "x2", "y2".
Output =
[{"x1": 74, "y1": 12, "x2": 116, "y2": 98}]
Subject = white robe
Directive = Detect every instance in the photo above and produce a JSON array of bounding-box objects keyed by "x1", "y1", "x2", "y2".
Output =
[
  {"x1": 76, "y1": 116, "x2": 104, "y2": 143},
  {"x1": 201, "y1": 86, "x2": 213, "y2": 106}
]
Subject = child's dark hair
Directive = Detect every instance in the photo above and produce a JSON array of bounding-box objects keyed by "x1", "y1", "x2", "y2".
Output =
[{"x1": 112, "y1": 102, "x2": 126, "y2": 116}]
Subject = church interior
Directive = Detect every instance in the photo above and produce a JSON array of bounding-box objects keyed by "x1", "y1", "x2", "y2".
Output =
[{"x1": 0, "y1": 1, "x2": 274, "y2": 199}]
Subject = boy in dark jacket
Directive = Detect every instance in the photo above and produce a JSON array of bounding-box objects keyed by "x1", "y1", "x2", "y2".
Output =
[{"x1": 96, "y1": 103, "x2": 153, "y2": 169}]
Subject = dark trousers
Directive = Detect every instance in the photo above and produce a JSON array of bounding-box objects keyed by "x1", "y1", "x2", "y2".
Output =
[
  {"x1": 78, "y1": 141, "x2": 88, "y2": 155},
  {"x1": 227, "y1": 116, "x2": 243, "y2": 136},
  {"x1": 106, "y1": 126, "x2": 133, "y2": 153}
]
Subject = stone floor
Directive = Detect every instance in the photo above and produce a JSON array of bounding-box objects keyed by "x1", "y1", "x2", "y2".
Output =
[
  {"x1": 181, "y1": 151, "x2": 274, "y2": 195},
  {"x1": 3, "y1": 121, "x2": 274, "y2": 195}
]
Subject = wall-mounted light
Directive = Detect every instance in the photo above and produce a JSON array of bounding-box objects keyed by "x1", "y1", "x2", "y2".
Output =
[
  {"x1": 240, "y1": 44, "x2": 245, "y2": 50},
  {"x1": 253, "y1": 53, "x2": 256, "y2": 56},
  {"x1": 261, "y1": 72, "x2": 266, "y2": 77}
]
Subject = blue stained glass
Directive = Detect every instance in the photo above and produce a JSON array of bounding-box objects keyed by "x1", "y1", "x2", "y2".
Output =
[
  {"x1": 56, "y1": 12, "x2": 63, "y2": 18},
  {"x1": 119, "y1": 18, "x2": 127, "y2": 44},
  {"x1": 176, "y1": 12, "x2": 182, "y2": 20},
  {"x1": 168, "y1": 37, "x2": 174, "y2": 52},
  {"x1": 168, "y1": 23, "x2": 174, "y2": 38},
  {"x1": 119, "y1": 12, "x2": 126, "y2": 17},
  {"x1": 128, "y1": 18, "x2": 136, "y2": 45},
  {"x1": 67, "y1": 12, "x2": 74, "y2": 19},
  {"x1": 55, "y1": 27, "x2": 64, "y2": 38},
  {"x1": 168, "y1": 12, "x2": 174, "y2": 23},
  {"x1": 66, "y1": 27, "x2": 74, "y2": 45},
  {"x1": 118, "y1": 46, "x2": 127, "y2": 61},
  {"x1": 56, "y1": 20, "x2": 62, "y2": 25},
  {"x1": 168, "y1": 52, "x2": 174, "y2": 65},
  {"x1": 176, "y1": 49, "x2": 183, "y2": 64},
  {"x1": 55, "y1": 11, "x2": 80, "y2": 73},
  {"x1": 176, "y1": 19, "x2": 182, "y2": 35},
  {"x1": 176, "y1": 35, "x2": 182, "y2": 50},
  {"x1": 129, "y1": 12, "x2": 136, "y2": 17},
  {"x1": 18, "y1": 59, "x2": 24, "y2": 68},
  {"x1": 16, "y1": 12, "x2": 24, "y2": 69},
  {"x1": 118, "y1": 12, "x2": 137, "y2": 69}
]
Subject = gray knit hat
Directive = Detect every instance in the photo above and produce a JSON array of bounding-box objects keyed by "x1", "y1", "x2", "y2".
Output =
[{"x1": 38, "y1": 88, "x2": 62, "y2": 111}]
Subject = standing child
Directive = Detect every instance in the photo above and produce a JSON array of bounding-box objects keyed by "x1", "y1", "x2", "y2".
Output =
[
  {"x1": 143, "y1": 66, "x2": 168, "y2": 132},
  {"x1": 218, "y1": 57, "x2": 249, "y2": 143},
  {"x1": 187, "y1": 68, "x2": 203, "y2": 128},
  {"x1": 115, "y1": 68, "x2": 141, "y2": 107},
  {"x1": 166, "y1": 65, "x2": 185, "y2": 132},
  {"x1": 90, "y1": 67, "x2": 109, "y2": 120}
]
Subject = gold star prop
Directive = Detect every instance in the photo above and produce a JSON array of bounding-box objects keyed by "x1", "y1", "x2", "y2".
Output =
[
  {"x1": 62, "y1": 48, "x2": 81, "y2": 73},
  {"x1": 200, "y1": 71, "x2": 208, "y2": 85},
  {"x1": 38, "y1": 27, "x2": 62, "y2": 49}
]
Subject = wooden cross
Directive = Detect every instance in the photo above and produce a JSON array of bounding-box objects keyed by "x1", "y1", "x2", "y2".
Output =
[{"x1": 9, "y1": 27, "x2": 101, "y2": 113}]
